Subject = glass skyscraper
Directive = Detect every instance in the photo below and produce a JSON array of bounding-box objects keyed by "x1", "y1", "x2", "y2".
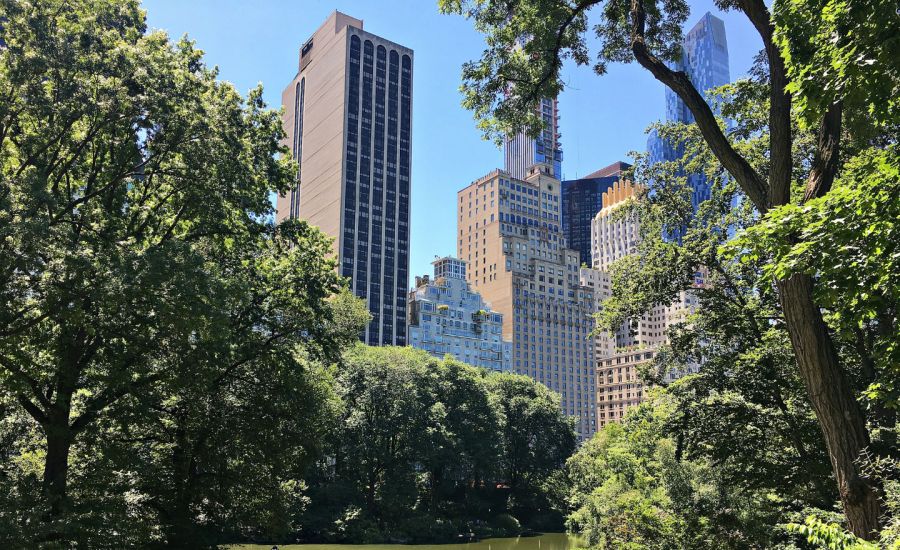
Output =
[
  {"x1": 561, "y1": 161, "x2": 631, "y2": 266},
  {"x1": 504, "y1": 97, "x2": 563, "y2": 180},
  {"x1": 277, "y1": 12, "x2": 412, "y2": 346},
  {"x1": 646, "y1": 12, "x2": 730, "y2": 211}
]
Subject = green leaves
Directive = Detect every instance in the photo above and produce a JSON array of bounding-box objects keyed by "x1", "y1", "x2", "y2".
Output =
[
  {"x1": 786, "y1": 516, "x2": 880, "y2": 549},
  {"x1": 300, "y1": 346, "x2": 575, "y2": 543},
  {"x1": 441, "y1": 0, "x2": 688, "y2": 143},
  {"x1": 0, "y1": 0, "x2": 364, "y2": 544},
  {"x1": 566, "y1": 393, "x2": 781, "y2": 549},
  {"x1": 773, "y1": 0, "x2": 900, "y2": 132},
  {"x1": 732, "y1": 145, "x2": 899, "y2": 406}
]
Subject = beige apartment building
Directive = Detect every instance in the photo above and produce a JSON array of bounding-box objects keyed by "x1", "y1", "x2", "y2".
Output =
[
  {"x1": 457, "y1": 163, "x2": 597, "y2": 440},
  {"x1": 583, "y1": 178, "x2": 704, "y2": 426},
  {"x1": 276, "y1": 12, "x2": 413, "y2": 346},
  {"x1": 596, "y1": 349, "x2": 654, "y2": 426},
  {"x1": 591, "y1": 179, "x2": 643, "y2": 272}
]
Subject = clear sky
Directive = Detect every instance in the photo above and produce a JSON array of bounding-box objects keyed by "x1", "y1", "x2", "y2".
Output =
[{"x1": 142, "y1": 0, "x2": 762, "y2": 285}]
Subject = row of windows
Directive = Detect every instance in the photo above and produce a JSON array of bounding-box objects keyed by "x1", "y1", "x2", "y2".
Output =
[
  {"x1": 343, "y1": 35, "x2": 413, "y2": 346},
  {"x1": 288, "y1": 78, "x2": 306, "y2": 220}
]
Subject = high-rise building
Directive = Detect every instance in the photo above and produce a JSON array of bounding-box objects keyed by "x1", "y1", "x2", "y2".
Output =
[
  {"x1": 407, "y1": 257, "x2": 511, "y2": 371},
  {"x1": 561, "y1": 161, "x2": 631, "y2": 266},
  {"x1": 457, "y1": 162, "x2": 597, "y2": 440},
  {"x1": 276, "y1": 12, "x2": 413, "y2": 346},
  {"x1": 596, "y1": 349, "x2": 654, "y2": 427},
  {"x1": 590, "y1": 179, "x2": 644, "y2": 272},
  {"x1": 584, "y1": 178, "x2": 703, "y2": 427},
  {"x1": 646, "y1": 12, "x2": 730, "y2": 211},
  {"x1": 504, "y1": 97, "x2": 563, "y2": 180},
  {"x1": 578, "y1": 267, "x2": 615, "y2": 359}
]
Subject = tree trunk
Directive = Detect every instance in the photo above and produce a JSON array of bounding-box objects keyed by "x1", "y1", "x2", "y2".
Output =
[
  {"x1": 167, "y1": 418, "x2": 200, "y2": 549},
  {"x1": 43, "y1": 415, "x2": 73, "y2": 517},
  {"x1": 777, "y1": 273, "x2": 881, "y2": 539}
]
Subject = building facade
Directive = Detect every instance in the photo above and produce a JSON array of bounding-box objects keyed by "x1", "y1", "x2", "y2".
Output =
[
  {"x1": 578, "y1": 267, "x2": 615, "y2": 359},
  {"x1": 590, "y1": 179, "x2": 643, "y2": 272},
  {"x1": 596, "y1": 349, "x2": 654, "y2": 427},
  {"x1": 584, "y1": 178, "x2": 704, "y2": 426},
  {"x1": 457, "y1": 163, "x2": 597, "y2": 440},
  {"x1": 646, "y1": 12, "x2": 730, "y2": 211},
  {"x1": 561, "y1": 161, "x2": 631, "y2": 266},
  {"x1": 504, "y1": 97, "x2": 563, "y2": 180},
  {"x1": 276, "y1": 12, "x2": 413, "y2": 346},
  {"x1": 408, "y1": 257, "x2": 511, "y2": 371}
]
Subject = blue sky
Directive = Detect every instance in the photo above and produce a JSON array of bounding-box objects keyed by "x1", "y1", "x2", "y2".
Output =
[{"x1": 143, "y1": 0, "x2": 763, "y2": 285}]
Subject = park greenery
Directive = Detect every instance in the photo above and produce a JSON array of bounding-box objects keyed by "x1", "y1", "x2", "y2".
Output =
[{"x1": 1, "y1": 0, "x2": 898, "y2": 548}]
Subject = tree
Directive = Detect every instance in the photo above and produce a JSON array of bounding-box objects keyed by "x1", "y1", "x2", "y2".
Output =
[
  {"x1": 299, "y1": 350, "x2": 574, "y2": 543},
  {"x1": 100, "y1": 268, "x2": 369, "y2": 547},
  {"x1": 327, "y1": 345, "x2": 441, "y2": 534},
  {"x1": 593, "y1": 96, "x2": 839, "y2": 512},
  {"x1": 567, "y1": 393, "x2": 785, "y2": 549},
  {"x1": 0, "y1": 0, "x2": 357, "y2": 543},
  {"x1": 734, "y1": 145, "x2": 899, "y2": 454},
  {"x1": 420, "y1": 357, "x2": 502, "y2": 509},
  {"x1": 440, "y1": 0, "x2": 898, "y2": 537},
  {"x1": 488, "y1": 373, "x2": 576, "y2": 496},
  {"x1": 577, "y1": 72, "x2": 895, "y2": 544}
]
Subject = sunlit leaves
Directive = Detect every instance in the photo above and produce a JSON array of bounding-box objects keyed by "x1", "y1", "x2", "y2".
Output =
[
  {"x1": 439, "y1": 0, "x2": 688, "y2": 144},
  {"x1": 773, "y1": 0, "x2": 900, "y2": 132}
]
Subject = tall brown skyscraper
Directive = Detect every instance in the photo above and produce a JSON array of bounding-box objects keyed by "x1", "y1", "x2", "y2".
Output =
[
  {"x1": 277, "y1": 12, "x2": 413, "y2": 346},
  {"x1": 458, "y1": 163, "x2": 597, "y2": 440}
]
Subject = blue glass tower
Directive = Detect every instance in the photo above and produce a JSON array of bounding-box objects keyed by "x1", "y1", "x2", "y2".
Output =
[
  {"x1": 561, "y1": 161, "x2": 631, "y2": 266},
  {"x1": 647, "y1": 12, "x2": 730, "y2": 211}
]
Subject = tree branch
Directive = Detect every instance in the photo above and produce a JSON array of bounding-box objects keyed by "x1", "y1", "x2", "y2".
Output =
[
  {"x1": 0, "y1": 354, "x2": 51, "y2": 410},
  {"x1": 18, "y1": 395, "x2": 48, "y2": 426},
  {"x1": 736, "y1": 0, "x2": 792, "y2": 207},
  {"x1": 629, "y1": 0, "x2": 770, "y2": 212},
  {"x1": 520, "y1": 0, "x2": 601, "y2": 108},
  {"x1": 803, "y1": 101, "x2": 842, "y2": 202},
  {"x1": 70, "y1": 370, "x2": 166, "y2": 434}
]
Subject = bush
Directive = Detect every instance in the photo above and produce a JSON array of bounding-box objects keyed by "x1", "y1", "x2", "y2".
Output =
[{"x1": 492, "y1": 513, "x2": 522, "y2": 536}]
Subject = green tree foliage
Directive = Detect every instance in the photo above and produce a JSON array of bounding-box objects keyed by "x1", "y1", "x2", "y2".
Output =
[
  {"x1": 593, "y1": 121, "x2": 837, "y2": 512},
  {"x1": 488, "y1": 372, "x2": 577, "y2": 494},
  {"x1": 584, "y1": 92, "x2": 894, "y2": 546},
  {"x1": 567, "y1": 393, "x2": 785, "y2": 549},
  {"x1": 0, "y1": 1, "x2": 582, "y2": 546},
  {"x1": 787, "y1": 467, "x2": 900, "y2": 550},
  {"x1": 0, "y1": 0, "x2": 369, "y2": 546},
  {"x1": 735, "y1": 145, "x2": 900, "y2": 417},
  {"x1": 300, "y1": 346, "x2": 575, "y2": 544},
  {"x1": 772, "y1": 0, "x2": 900, "y2": 132}
]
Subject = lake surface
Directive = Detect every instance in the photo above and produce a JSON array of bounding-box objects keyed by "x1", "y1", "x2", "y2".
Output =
[{"x1": 231, "y1": 533, "x2": 585, "y2": 550}]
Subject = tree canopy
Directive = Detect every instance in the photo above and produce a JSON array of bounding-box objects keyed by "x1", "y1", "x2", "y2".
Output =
[{"x1": 0, "y1": 0, "x2": 367, "y2": 545}]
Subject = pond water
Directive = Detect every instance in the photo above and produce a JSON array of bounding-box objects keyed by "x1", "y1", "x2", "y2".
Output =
[{"x1": 231, "y1": 532, "x2": 585, "y2": 550}]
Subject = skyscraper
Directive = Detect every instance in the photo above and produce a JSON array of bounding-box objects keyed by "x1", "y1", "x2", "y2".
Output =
[
  {"x1": 561, "y1": 161, "x2": 631, "y2": 266},
  {"x1": 582, "y1": 178, "x2": 704, "y2": 427},
  {"x1": 504, "y1": 97, "x2": 563, "y2": 180},
  {"x1": 457, "y1": 163, "x2": 597, "y2": 440},
  {"x1": 276, "y1": 12, "x2": 413, "y2": 346},
  {"x1": 408, "y1": 256, "x2": 511, "y2": 371},
  {"x1": 647, "y1": 12, "x2": 730, "y2": 211},
  {"x1": 590, "y1": 179, "x2": 643, "y2": 273}
]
